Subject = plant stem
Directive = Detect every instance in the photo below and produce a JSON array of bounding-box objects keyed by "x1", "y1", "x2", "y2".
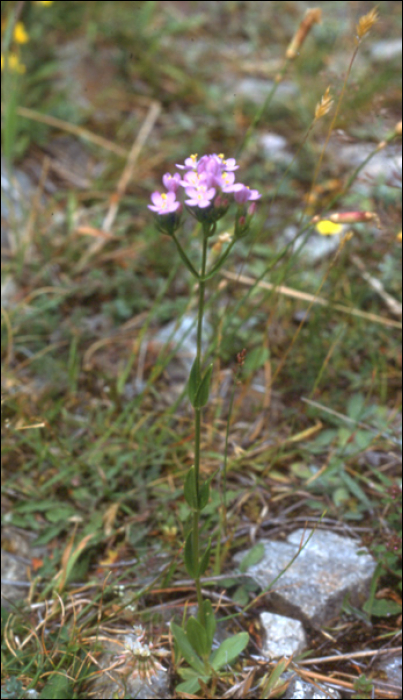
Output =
[
  {"x1": 192, "y1": 228, "x2": 209, "y2": 626},
  {"x1": 172, "y1": 232, "x2": 200, "y2": 279}
]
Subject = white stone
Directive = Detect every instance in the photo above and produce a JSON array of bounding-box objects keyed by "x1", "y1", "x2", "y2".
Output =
[{"x1": 260, "y1": 612, "x2": 306, "y2": 658}]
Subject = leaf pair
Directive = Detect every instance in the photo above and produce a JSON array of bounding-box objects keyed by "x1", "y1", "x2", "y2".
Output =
[
  {"x1": 184, "y1": 467, "x2": 215, "y2": 511},
  {"x1": 172, "y1": 600, "x2": 249, "y2": 695}
]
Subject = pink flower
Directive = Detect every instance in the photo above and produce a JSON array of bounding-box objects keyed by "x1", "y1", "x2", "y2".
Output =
[
  {"x1": 176, "y1": 154, "x2": 199, "y2": 170},
  {"x1": 148, "y1": 191, "x2": 181, "y2": 214},
  {"x1": 197, "y1": 155, "x2": 222, "y2": 179},
  {"x1": 180, "y1": 170, "x2": 207, "y2": 188},
  {"x1": 185, "y1": 184, "x2": 216, "y2": 208},
  {"x1": 149, "y1": 153, "x2": 260, "y2": 225},
  {"x1": 220, "y1": 172, "x2": 243, "y2": 193},
  {"x1": 234, "y1": 185, "x2": 261, "y2": 204},
  {"x1": 162, "y1": 172, "x2": 181, "y2": 193},
  {"x1": 219, "y1": 156, "x2": 238, "y2": 172}
]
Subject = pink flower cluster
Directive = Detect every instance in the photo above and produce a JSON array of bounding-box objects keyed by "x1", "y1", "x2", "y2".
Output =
[{"x1": 148, "y1": 153, "x2": 261, "y2": 215}]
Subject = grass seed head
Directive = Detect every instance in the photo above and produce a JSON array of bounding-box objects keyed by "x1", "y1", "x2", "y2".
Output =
[
  {"x1": 315, "y1": 87, "x2": 334, "y2": 120},
  {"x1": 356, "y1": 7, "x2": 379, "y2": 40},
  {"x1": 286, "y1": 8, "x2": 322, "y2": 60}
]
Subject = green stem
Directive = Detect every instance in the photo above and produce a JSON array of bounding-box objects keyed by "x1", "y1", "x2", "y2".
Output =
[
  {"x1": 172, "y1": 232, "x2": 200, "y2": 279},
  {"x1": 200, "y1": 239, "x2": 237, "y2": 282},
  {"x1": 192, "y1": 228, "x2": 209, "y2": 626}
]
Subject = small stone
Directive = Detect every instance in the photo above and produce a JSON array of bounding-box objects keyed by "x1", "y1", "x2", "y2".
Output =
[
  {"x1": 260, "y1": 612, "x2": 307, "y2": 658},
  {"x1": 284, "y1": 676, "x2": 341, "y2": 699}
]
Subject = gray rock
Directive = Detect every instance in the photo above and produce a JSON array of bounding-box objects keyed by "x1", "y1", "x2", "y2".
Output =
[
  {"x1": 326, "y1": 141, "x2": 402, "y2": 194},
  {"x1": 1, "y1": 276, "x2": 19, "y2": 309},
  {"x1": 234, "y1": 529, "x2": 376, "y2": 628},
  {"x1": 1, "y1": 527, "x2": 48, "y2": 610},
  {"x1": 281, "y1": 224, "x2": 341, "y2": 262},
  {"x1": 373, "y1": 653, "x2": 402, "y2": 696},
  {"x1": 260, "y1": 612, "x2": 307, "y2": 658},
  {"x1": 236, "y1": 77, "x2": 299, "y2": 105},
  {"x1": 1, "y1": 156, "x2": 35, "y2": 251},
  {"x1": 371, "y1": 39, "x2": 402, "y2": 62},
  {"x1": 284, "y1": 676, "x2": 341, "y2": 699},
  {"x1": 259, "y1": 133, "x2": 293, "y2": 165}
]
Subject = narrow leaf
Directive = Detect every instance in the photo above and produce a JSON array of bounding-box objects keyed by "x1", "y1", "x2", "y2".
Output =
[
  {"x1": 203, "y1": 599, "x2": 216, "y2": 650},
  {"x1": 184, "y1": 467, "x2": 198, "y2": 509},
  {"x1": 199, "y1": 480, "x2": 210, "y2": 510},
  {"x1": 194, "y1": 363, "x2": 213, "y2": 408},
  {"x1": 171, "y1": 622, "x2": 205, "y2": 674},
  {"x1": 199, "y1": 469, "x2": 218, "y2": 510},
  {"x1": 210, "y1": 632, "x2": 249, "y2": 671},
  {"x1": 188, "y1": 358, "x2": 200, "y2": 407},
  {"x1": 198, "y1": 538, "x2": 212, "y2": 577},
  {"x1": 184, "y1": 531, "x2": 198, "y2": 578}
]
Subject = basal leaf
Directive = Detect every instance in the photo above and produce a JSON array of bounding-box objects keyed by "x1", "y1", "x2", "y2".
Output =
[
  {"x1": 186, "y1": 616, "x2": 210, "y2": 659},
  {"x1": 171, "y1": 622, "x2": 205, "y2": 674},
  {"x1": 239, "y1": 542, "x2": 265, "y2": 573},
  {"x1": 210, "y1": 632, "x2": 249, "y2": 671}
]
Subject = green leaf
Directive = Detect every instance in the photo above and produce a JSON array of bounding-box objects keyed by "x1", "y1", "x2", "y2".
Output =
[
  {"x1": 184, "y1": 531, "x2": 197, "y2": 578},
  {"x1": 243, "y1": 346, "x2": 269, "y2": 375},
  {"x1": 239, "y1": 542, "x2": 265, "y2": 572},
  {"x1": 176, "y1": 676, "x2": 210, "y2": 695},
  {"x1": 210, "y1": 632, "x2": 249, "y2": 671},
  {"x1": 340, "y1": 470, "x2": 372, "y2": 508},
  {"x1": 199, "y1": 480, "x2": 210, "y2": 510},
  {"x1": 39, "y1": 673, "x2": 72, "y2": 699},
  {"x1": 186, "y1": 616, "x2": 210, "y2": 659},
  {"x1": 188, "y1": 358, "x2": 200, "y2": 406},
  {"x1": 194, "y1": 363, "x2": 213, "y2": 408},
  {"x1": 199, "y1": 469, "x2": 218, "y2": 510},
  {"x1": 203, "y1": 599, "x2": 216, "y2": 650},
  {"x1": 184, "y1": 468, "x2": 198, "y2": 509},
  {"x1": 347, "y1": 393, "x2": 365, "y2": 420},
  {"x1": 171, "y1": 622, "x2": 206, "y2": 674},
  {"x1": 363, "y1": 598, "x2": 402, "y2": 617},
  {"x1": 198, "y1": 538, "x2": 212, "y2": 576}
]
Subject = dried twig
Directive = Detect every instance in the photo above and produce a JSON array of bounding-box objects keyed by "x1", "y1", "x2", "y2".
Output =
[{"x1": 220, "y1": 270, "x2": 402, "y2": 329}]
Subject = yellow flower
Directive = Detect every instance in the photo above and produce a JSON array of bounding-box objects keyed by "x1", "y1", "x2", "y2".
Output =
[
  {"x1": 315, "y1": 220, "x2": 344, "y2": 236},
  {"x1": 33, "y1": 0, "x2": 54, "y2": 5},
  {"x1": 397, "y1": 231, "x2": 402, "y2": 243},
  {"x1": 1, "y1": 52, "x2": 26, "y2": 73},
  {"x1": 14, "y1": 21, "x2": 29, "y2": 44}
]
